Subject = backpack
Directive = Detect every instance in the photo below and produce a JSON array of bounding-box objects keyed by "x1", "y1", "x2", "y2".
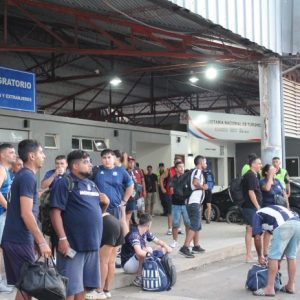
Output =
[
  {"x1": 245, "y1": 264, "x2": 282, "y2": 291},
  {"x1": 203, "y1": 169, "x2": 214, "y2": 191},
  {"x1": 160, "y1": 254, "x2": 176, "y2": 287},
  {"x1": 229, "y1": 177, "x2": 244, "y2": 205},
  {"x1": 142, "y1": 253, "x2": 170, "y2": 292},
  {"x1": 39, "y1": 175, "x2": 74, "y2": 236},
  {"x1": 172, "y1": 169, "x2": 194, "y2": 200}
]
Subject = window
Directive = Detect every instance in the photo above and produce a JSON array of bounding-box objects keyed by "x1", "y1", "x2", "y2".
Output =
[
  {"x1": 82, "y1": 139, "x2": 93, "y2": 151},
  {"x1": 94, "y1": 139, "x2": 107, "y2": 151},
  {"x1": 72, "y1": 138, "x2": 80, "y2": 150},
  {"x1": 45, "y1": 134, "x2": 58, "y2": 149}
]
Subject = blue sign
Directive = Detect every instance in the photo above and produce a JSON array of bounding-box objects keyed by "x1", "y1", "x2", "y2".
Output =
[{"x1": 0, "y1": 66, "x2": 36, "y2": 112}]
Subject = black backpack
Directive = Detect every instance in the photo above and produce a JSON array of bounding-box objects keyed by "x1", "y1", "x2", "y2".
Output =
[
  {"x1": 229, "y1": 177, "x2": 244, "y2": 204},
  {"x1": 39, "y1": 175, "x2": 74, "y2": 236},
  {"x1": 173, "y1": 169, "x2": 194, "y2": 200},
  {"x1": 160, "y1": 254, "x2": 176, "y2": 288}
]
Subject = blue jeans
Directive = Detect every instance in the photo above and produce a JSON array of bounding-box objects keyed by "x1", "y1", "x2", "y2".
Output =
[
  {"x1": 172, "y1": 205, "x2": 190, "y2": 228},
  {"x1": 187, "y1": 203, "x2": 201, "y2": 231}
]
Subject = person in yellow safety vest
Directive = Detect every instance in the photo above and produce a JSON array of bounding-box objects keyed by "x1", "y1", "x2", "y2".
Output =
[
  {"x1": 272, "y1": 156, "x2": 291, "y2": 197},
  {"x1": 241, "y1": 153, "x2": 259, "y2": 177}
]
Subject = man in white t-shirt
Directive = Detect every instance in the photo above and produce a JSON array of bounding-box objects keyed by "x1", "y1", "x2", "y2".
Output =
[{"x1": 179, "y1": 155, "x2": 208, "y2": 258}]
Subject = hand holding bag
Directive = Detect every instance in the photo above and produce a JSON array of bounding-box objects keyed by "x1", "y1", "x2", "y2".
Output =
[{"x1": 16, "y1": 257, "x2": 68, "y2": 300}]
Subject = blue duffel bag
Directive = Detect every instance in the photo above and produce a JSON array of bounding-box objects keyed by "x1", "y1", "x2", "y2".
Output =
[{"x1": 245, "y1": 264, "x2": 282, "y2": 291}]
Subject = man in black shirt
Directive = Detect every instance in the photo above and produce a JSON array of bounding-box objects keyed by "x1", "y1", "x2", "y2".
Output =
[
  {"x1": 242, "y1": 156, "x2": 262, "y2": 262},
  {"x1": 144, "y1": 165, "x2": 158, "y2": 215}
]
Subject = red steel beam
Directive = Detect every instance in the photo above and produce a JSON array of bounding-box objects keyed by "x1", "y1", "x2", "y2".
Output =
[
  {"x1": 0, "y1": 46, "x2": 258, "y2": 60},
  {"x1": 10, "y1": 0, "x2": 261, "y2": 58}
]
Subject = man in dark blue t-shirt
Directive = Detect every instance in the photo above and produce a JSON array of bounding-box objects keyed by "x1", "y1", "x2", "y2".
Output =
[
  {"x1": 92, "y1": 149, "x2": 134, "y2": 220},
  {"x1": 50, "y1": 150, "x2": 104, "y2": 299},
  {"x1": 252, "y1": 205, "x2": 300, "y2": 296},
  {"x1": 2, "y1": 139, "x2": 51, "y2": 300}
]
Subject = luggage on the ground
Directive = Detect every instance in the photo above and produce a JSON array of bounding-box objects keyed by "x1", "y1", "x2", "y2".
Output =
[
  {"x1": 160, "y1": 253, "x2": 176, "y2": 287},
  {"x1": 39, "y1": 175, "x2": 74, "y2": 236},
  {"x1": 142, "y1": 253, "x2": 170, "y2": 291},
  {"x1": 245, "y1": 264, "x2": 282, "y2": 291}
]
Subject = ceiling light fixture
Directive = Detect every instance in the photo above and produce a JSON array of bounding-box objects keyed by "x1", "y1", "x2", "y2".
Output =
[
  {"x1": 189, "y1": 76, "x2": 199, "y2": 83},
  {"x1": 205, "y1": 66, "x2": 217, "y2": 80},
  {"x1": 110, "y1": 77, "x2": 122, "y2": 86}
]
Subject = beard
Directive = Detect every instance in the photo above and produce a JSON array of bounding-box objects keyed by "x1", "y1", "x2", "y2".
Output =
[{"x1": 79, "y1": 171, "x2": 91, "y2": 178}]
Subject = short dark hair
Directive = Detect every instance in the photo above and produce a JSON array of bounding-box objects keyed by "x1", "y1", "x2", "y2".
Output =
[
  {"x1": 262, "y1": 164, "x2": 272, "y2": 178},
  {"x1": 0, "y1": 143, "x2": 14, "y2": 153},
  {"x1": 159, "y1": 163, "x2": 164, "y2": 167},
  {"x1": 138, "y1": 213, "x2": 152, "y2": 226},
  {"x1": 113, "y1": 150, "x2": 122, "y2": 158},
  {"x1": 175, "y1": 161, "x2": 184, "y2": 168},
  {"x1": 249, "y1": 156, "x2": 260, "y2": 166},
  {"x1": 272, "y1": 157, "x2": 280, "y2": 161},
  {"x1": 67, "y1": 150, "x2": 89, "y2": 170},
  {"x1": 18, "y1": 139, "x2": 40, "y2": 163},
  {"x1": 147, "y1": 165, "x2": 152, "y2": 169},
  {"x1": 101, "y1": 148, "x2": 114, "y2": 157},
  {"x1": 55, "y1": 155, "x2": 66, "y2": 161},
  {"x1": 194, "y1": 155, "x2": 205, "y2": 166}
]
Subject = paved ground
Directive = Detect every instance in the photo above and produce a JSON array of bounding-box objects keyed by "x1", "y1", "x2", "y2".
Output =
[{"x1": 111, "y1": 255, "x2": 300, "y2": 300}]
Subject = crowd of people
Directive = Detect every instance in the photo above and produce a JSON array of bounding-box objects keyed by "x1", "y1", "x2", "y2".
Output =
[{"x1": 0, "y1": 140, "x2": 299, "y2": 299}]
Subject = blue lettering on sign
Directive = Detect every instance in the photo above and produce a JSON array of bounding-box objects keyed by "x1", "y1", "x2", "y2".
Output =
[{"x1": 0, "y1": 66, "x2": 36, "y2": 112}]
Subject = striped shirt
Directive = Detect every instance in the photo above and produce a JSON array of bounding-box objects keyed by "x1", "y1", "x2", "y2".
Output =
[{"x1": 252, "y1": 205, "x2": 300, "y2": 236}]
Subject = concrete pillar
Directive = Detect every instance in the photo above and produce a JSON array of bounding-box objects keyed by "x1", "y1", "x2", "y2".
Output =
[{"x1": 258, "y1": 58, "x2": 283, "y2": 164}]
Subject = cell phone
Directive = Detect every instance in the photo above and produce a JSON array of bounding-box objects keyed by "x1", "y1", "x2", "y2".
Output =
[{"x1": 67, "y1": 248, "x2": 77, "y2": 259}]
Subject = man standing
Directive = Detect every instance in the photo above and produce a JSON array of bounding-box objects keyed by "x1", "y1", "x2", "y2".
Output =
[
  {"x1": 203, "y1": 165, "x2": 215, "y2": 224},
  {"x1": 272, "y1": 156, "x2": 291, "y2": 197},
  {"x1": 157, "y1": 163, "x2": 168, "y2": 216},
  {"x1": 41, "y1": 155, "x2": 68, "y2": 189},
  {"x1": 252, "y1": 205, "x2": 300, "y2": 296},
  {"x1": 179, "y1": 155, "x2": 207, "y2": 258},
  {"x1": 8, "y1": 156, "x2": 23, "y2": 180},
  {"x1": 92, "y1": 149, "x2": 134, "y2": 220},
  {"x1": 2, "y1": 140, "x2": 51, "y2": 300},
  {"x1": 242, "y1": 156, "x2": 262, "y2": 262},
  {"x1": 144, "y1": 165, "x2": 158, "y2": 216},
  {"x1": 0, "y1": 143, "x2": 16, "y2": 293},
  {"x1": 50, "y1": 150, "x2": 104, "y2": 300}
]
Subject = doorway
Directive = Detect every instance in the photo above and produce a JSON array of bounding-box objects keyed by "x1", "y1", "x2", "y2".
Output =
[{"x1": 286, "y1": 157, "x2": 299, "y2": 177}]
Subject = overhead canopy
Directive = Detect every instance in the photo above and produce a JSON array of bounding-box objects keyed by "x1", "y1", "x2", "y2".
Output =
[{"x1": 0, "y1": 0, "x2": 275, "y2": 128}]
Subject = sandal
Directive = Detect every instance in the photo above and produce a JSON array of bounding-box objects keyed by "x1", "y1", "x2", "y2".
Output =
[
  {"x1": 253, "y1": 288, "x2": 275, "y2": 297},
  {"x1": 280, "y1": 285, "x2": 295, "y2": 294}
]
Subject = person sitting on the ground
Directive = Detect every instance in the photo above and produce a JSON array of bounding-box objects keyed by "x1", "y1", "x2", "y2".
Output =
[
  {"x1": 121, "y1": 213, "x2": 172, "y2": 287},
  {"x1": 252, "y1": 205, "x2": 300, "y2": 296}
]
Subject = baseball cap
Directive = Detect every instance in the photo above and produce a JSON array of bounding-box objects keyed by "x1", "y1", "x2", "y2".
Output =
[{"x1": 128, "y1": 156, "x2": 135, "y2": 161}]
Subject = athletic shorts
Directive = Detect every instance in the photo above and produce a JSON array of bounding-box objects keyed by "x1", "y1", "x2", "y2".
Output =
[
  {"x1": 269, "y1": 220, "x2": 300, "y2": 260},
  {"x1": 161, "y1": 194, "x2": 172, "y2": 215},
  {"x1": 57, "y1": 250, "x2": 100, "y2": 296},
  {"x1": 2, "y1": 241, "x2": 35, "y2": 285},
  {"x1": 0, "y1": 212, "x2": 6, "y2": 243},
  {"x1": 123, "y1": 254, "x2": 139, "y2": 274},
  {"x1": 126, "y1": 198, "x2": 137, "y2": 212},
  {"x1": 187, "y1": 203, "x2": 201, "y2": 231},
  {"x1": 172, "y1": 205, "x2": 190, "y2": 228},
  {"x1": 242, "y1": 208, "x2": 257, "y2": 226},
  {"x1": 204, "y1": 190, "x2": 212, "y2": 204}
]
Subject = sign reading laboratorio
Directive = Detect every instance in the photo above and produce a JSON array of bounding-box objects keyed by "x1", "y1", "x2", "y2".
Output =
[
  {"x1": 0, "y1": 66, "x2": 36, "y2": 112},
  {"x1": 188, "y1": 111, "x2": 262, "y2": 141}
]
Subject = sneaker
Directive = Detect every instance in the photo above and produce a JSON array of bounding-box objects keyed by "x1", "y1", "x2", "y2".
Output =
[
  {"x1": 206, "y1": 219, "x2": 211, "y2": 224},
  {"x1": 166, "y1": 228, "x2": 172, "y2": 235},
  {"x1": 0, "y1": 281, "x2": 13, "y2": 293},
  {"x1": 179, "y1": 246, "x2": 195, "y2": 258},
  {"x1": 178, "y1": 228, "x2": 183, "y2": 234},
  {"x1": 104, "y1": 290, "x2": 111, "y2": 298},
  {"x1": 115, "y1": 253, "x2": 122, "y2": 268},
  {"x1": 169, "y1": 240, "x2": 178, "y2": 248},
  {"x1": 85, "y1": 290, "x2": 107, "y2": 299},
  {"x1": 192, "y1": 245, "x2": 205, "y2": 253},
  {"x1": 132, "y1": 275, "x2": 143, "y2": 287}
]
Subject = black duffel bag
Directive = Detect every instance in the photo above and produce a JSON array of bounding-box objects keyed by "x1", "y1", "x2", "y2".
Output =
[{"x1": 16, "y1": 257, "x2": 68, "y2": 300}]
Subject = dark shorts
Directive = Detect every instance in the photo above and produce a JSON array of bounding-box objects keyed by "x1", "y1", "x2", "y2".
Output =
[
  {"x1": 101, "y1": 214, "x2": 124, "y2": 247},
  {"x1": 161, "y1": 193, "x2": 172, "y2": 215},
  {"x1": 107, "y1": 206, "x2": 122, "y2": 220},
  {"x1": 242, "y1": 208, "x2": 257, "y2": 226},
  {"x1": 187, "y1": 203, "x2": 202, "y2": 231},
  {"x1": 204, "y1": 190, "x2": 212, "y2": 204},
  {"x1": 126, "y1": 198, "x2": 137, "y2": 212},
  {"x1": 2, "y1": 241, "x2": 35, "y2": 285}
]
